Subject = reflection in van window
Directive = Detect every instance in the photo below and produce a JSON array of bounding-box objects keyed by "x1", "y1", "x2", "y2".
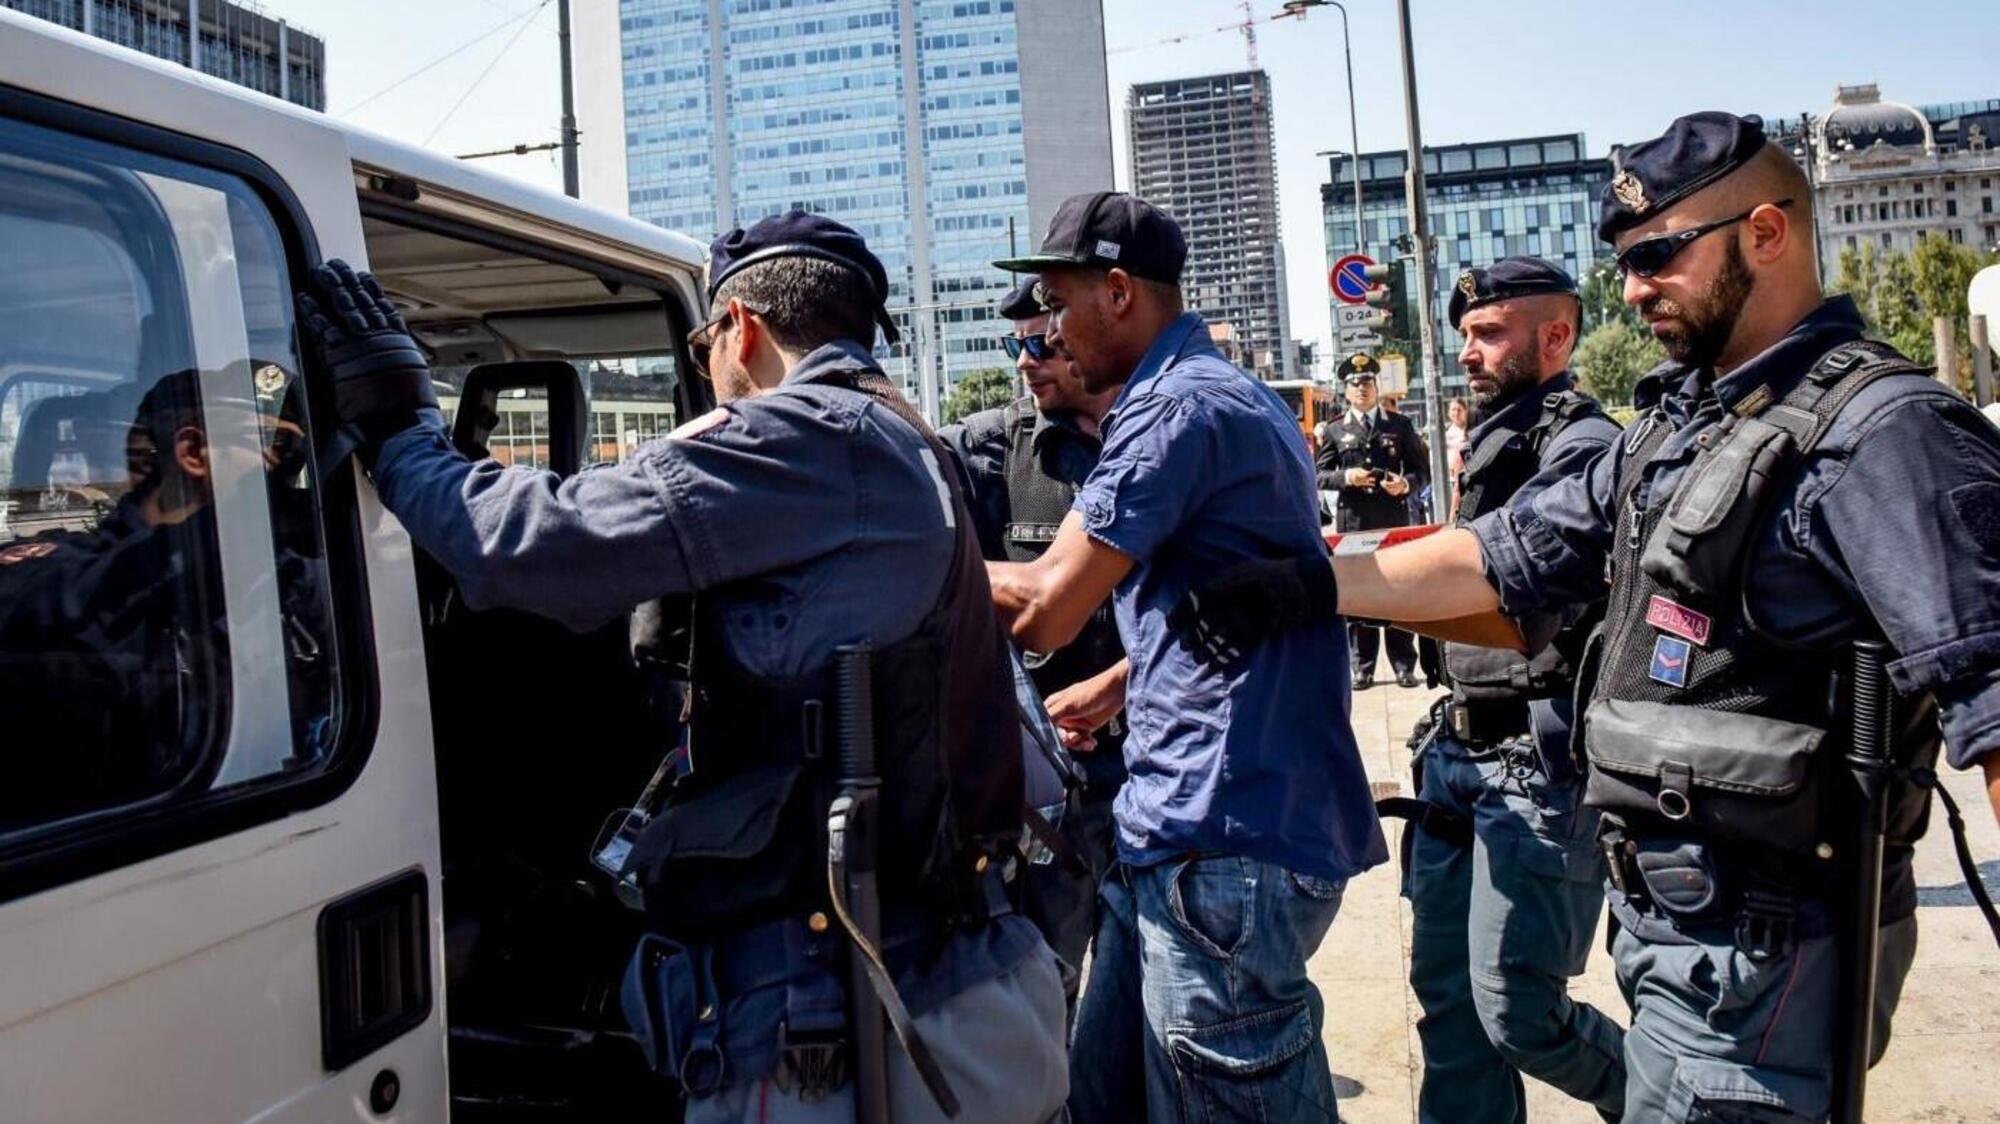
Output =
[{"x1": 0, "y1": 115, "x2": 337, "y2": 834}]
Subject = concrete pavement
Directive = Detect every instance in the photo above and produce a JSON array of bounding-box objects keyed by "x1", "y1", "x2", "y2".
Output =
[{"x1": 1314, "y1": 680, "x2": 2000, "y2": 1123}]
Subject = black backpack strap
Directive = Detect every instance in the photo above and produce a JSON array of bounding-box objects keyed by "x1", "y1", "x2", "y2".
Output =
[{"x1": 1745, "y1": 339, "x2": 1935, "y2": 454}]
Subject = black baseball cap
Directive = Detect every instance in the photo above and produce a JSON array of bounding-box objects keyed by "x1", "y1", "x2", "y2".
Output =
[{"x1": 993, "y1": 191, "x2": 1187, "y2": 284}]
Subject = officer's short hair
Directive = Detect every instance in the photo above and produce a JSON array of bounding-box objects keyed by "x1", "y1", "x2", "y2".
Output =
[{"x1": 713, "y1": 257, "x2": 879, "y2": 353}]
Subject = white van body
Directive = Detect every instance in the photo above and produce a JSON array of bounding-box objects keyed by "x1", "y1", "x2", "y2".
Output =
[{"x1": 0, "y1": 11, "x2": 708, "y2": 1121}]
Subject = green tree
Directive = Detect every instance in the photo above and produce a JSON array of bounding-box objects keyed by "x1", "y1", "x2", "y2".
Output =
[
  {"x1": 1578, "y1": 259, "x2": 1641, "y2": 335},
  {"x1": 1572, "y1": 318, "x2": 1663, "y2": 408},
  {"x1": 940, "y1": 367, "x2": 1017, "y2": 425},
  {"x1": 1833, "y1": 236, "x2": 1996, "y2": 389}
]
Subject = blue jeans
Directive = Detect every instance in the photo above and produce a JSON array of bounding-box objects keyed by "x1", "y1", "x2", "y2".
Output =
[
  {"x1": 1070, "y1": 855, "x2": 1345, "y2": 1123},
  {"x1": 1405, "y1": 730, "x2": 1626, "y2": 1122}
]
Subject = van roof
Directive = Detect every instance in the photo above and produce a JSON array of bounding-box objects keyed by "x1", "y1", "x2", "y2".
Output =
[{"x1": 0, "y1": 7, "x2": 707, "y2": 273}]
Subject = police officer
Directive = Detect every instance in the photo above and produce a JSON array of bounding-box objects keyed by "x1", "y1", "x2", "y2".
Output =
[
  {"x1": 1323, "y1": 355, "x2": 1425, "y2": 688},
  {"x1": 987, "y1": 191, "x2": 1387, "y2": 1122},
  {"x1": 938, "y1": 278, "x2": 1127, "y2": 1012},
  {"x1": 1178, "y1": 112, "x2": 2000, "y2": 1121},
  {"x1": 1397, "y1": 257, "x2": 1627, "y2": 1122},
  {"x1": 295, "y1": 214, "x2": 1068, "y2": 1123}
]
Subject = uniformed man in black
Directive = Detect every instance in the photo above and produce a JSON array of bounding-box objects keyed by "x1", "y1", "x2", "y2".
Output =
[
  {"x1": 294, "y1": 215, "x2": 1068, "y2": 1123},
  {"x1": 1321, "y1": 358, "x2": 1425, "y2": 688},
  {"x1": 1400, "y1": 257, "x2": 1628, "y2": 1122},
  {"x1": 938, "y1": 278, "x2": 1127, "y2": 1013},
  {"x1": 1178, "y1": 112, "x2": 2000, "y2": 1122}
]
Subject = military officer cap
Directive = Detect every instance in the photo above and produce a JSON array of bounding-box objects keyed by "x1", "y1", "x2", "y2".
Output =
[
  {"x1": 707, "y1": 211, "x2": 900, "y2": 343},
  {"x1": 993, "y1": 191, "x2": 1188, "y2": 284},
  {"x1": 1337, "y1": 352, "x2": 1381, "y2": 385},
  {"x1": 1447, "y1": 256, "x2": 1578, "y2": 330},
  {"x1": 1598, "y1": 111, "x2": 1770, "y2": 244},
  {"x1": 997, "y1": 277, "x2": 1044, "y2": 321}
]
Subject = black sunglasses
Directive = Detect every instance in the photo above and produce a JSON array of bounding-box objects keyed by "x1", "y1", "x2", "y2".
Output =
[
  {"x1": 1002, "y1": 334, "x2": 1056, "y2": 361},
  {"x1": 686, "y1": 301, "x2": 767, "y2": 380},
  {"x1": 1614, "y1": 199, "x2": 1793, "y2": 279}
]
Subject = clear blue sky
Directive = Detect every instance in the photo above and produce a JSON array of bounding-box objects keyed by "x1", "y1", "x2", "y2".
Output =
[{"x1": 261, "y1": 0, "x2": 1997, "y2": 365}]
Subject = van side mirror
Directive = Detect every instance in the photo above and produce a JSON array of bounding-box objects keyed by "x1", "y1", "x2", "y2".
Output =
[{"x1": 450, "y1": 360, "x2": 589, "y2": 475}]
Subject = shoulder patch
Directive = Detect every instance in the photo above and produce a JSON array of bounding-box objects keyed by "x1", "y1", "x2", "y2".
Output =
[
  {"x1": 0, "y1": 540, "x2": 58, "y2": 565},
  {"x1": 667, "y1": 407, "x2": 731, "y2": 441}
]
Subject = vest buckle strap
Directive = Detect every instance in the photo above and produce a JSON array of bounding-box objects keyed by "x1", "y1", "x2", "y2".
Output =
[
  {"x1": 774, "y1": 1020, "x2": 848, "y2": 1102},
  {"x1": 1735, "y1": 885, "x2": 1796, "y2": 962}
]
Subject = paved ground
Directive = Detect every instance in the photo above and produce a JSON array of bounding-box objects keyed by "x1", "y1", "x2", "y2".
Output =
[{"x1": 1314, "y1": 680, "x2": 2000, "y2": 1123}]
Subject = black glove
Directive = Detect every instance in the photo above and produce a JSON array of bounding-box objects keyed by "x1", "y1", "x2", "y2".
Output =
[
  {"x1": 1169, "y1": 555, "x2": 1339, "y2": 667},
  {"x1": 296, "y1": 259, "x2": 438, "y2": 444}
]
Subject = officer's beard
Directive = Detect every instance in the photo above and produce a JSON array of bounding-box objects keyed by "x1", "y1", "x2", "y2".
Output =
[
  {"x1": 1643, "y1": 239, "x2": 1755, "y2": 369},
  {"x1": 1469, "y1": 352, "x2": 1541, "y2": 415}
]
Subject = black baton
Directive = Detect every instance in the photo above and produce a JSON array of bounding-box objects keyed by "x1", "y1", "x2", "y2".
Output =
[
  {"x1": 834, "y1": 646, "x2": 891, "y2": 1124},
  {"x1": 1834, "y1": 639, "x2": 1893, "y2": 1124}
]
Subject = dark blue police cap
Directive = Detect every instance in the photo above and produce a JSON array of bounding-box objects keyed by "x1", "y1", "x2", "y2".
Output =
[
  {"x1": 993, "y1": 191, "x2": 1187, "y2": 284},
  {"x1": 707, "y1": 211, "x2": 900, "y2": 343},
  {"x1": 1447, "y1": 256, "x2": 1577, "y2": 330},
  {"x1": 997, "y1": 277, "x2": 1044, "y2": 321},
  {"x1": 1598, "y1": 112, "x2": 1769, "y2": 244}
]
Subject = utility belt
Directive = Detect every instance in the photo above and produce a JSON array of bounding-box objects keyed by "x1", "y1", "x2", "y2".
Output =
[
  {"x1": 1597, "y1": 816, "x2": 1839, "y2": 961},
  {"x1": 1440, "y1": 696, "x2": 1532, "y2": 746},
  {"x1": 621, "y1": 866, "x2": 1015, "y2": 1100}
]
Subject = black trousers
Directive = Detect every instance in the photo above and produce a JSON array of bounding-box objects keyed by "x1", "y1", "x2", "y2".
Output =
[{"x1": 1350, "y1": 619, "x2": 1417, "y2": 677}]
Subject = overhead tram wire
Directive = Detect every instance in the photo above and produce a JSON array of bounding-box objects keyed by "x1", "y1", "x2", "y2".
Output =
[
  {"x1": 334, "y1": 4, "x2": 543, "y2": 119},
  {"x1": 424, "y1": 0, "x2": 556, "y2": 146}
]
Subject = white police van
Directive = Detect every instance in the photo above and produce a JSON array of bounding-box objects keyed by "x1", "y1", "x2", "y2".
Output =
[{"x1": 0, "y1": 10, "x2": 718, "y2": 1120}]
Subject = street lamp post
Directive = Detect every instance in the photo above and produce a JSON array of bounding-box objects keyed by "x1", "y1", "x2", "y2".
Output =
[
  {"x1": 1280, "y1": 1, "x2": 1360, "y2": 252},
  {"x1": 1284, "y1": 0, "x2": 1449, "y2": 503}
]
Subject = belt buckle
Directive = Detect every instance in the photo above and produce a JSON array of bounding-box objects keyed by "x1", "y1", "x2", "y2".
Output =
[
  {"x1": 775, "y1": 1020, "x2": 847, "y2": 1102},
  {"x1": 1734, "y1": 889, "x2": 1795, "y2": 962}
]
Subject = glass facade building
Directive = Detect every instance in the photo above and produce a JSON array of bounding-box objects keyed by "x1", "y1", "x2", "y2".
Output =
[
  {"x1": 595, "y1": 0, "x2": 1112, "y2": 405},
  {"x1": 1322, "y1": 133, "x2": 1611, "y2": 396},
  {"x1": 4, "y1": 0, "x2": 325, "y2": 110}
]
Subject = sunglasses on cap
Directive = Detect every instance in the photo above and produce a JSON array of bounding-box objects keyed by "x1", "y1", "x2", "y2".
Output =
[
  {"x1": 1001, "y1": 334, "x2": 1056, "y2": 361},
  {"x1": 1614, "y1": 199, "x2": 1792, "y2": 279}
]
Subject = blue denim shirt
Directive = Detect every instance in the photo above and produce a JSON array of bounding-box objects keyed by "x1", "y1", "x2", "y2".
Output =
[
  {"x1": 1074, "y1": 312, "x2": 1388, "y2": 882},
  {"x1": 368, "y1": 340, "x2": 1039, "y2": 1078},
  {"x1": 1474, "y1": 298, "x2": 2000, "y2": 772}
]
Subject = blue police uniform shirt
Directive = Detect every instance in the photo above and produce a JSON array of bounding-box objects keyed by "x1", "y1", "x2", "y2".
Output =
[
  {"x1": 368, "y1": 339, "x2": 1041, "y2": 1073},
  {"x1": 1474, "y1": 297, "x2": 2000, "y2": 774},
  {"x1": 1073, "y1": 312, "x2": 1388, "y2": 882},
  {"x1": 1461, "y1": 371, "x2": 1621, "y2": 755}
]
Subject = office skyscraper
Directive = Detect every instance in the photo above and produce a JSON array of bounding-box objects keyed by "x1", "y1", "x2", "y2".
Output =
[
  {"x1": 1323, "y1": 133, "x2": 1612, "y2": 397},
  {"x1": 577, "y1": 0, "x2": 1115, "y2": 406},
  {"x1": 1127, "y1": 70, "x2": 1287, "y2": 379},
  {"x1": 4, "y1": 0, "x2": 324, "y2": 109}
]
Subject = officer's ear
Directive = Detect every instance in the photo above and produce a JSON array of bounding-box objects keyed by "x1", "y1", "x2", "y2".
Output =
[
  {"x1": 172, "y1": 424, "x2": 210, "y2": 481},
  {"x1": 726, "y1": 296, "x2": 764, "y2": 365}
]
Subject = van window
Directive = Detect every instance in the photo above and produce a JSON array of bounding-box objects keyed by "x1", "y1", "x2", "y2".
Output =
[{"x1": 0, "y1": 114, "x2": 338, "y2": 838}]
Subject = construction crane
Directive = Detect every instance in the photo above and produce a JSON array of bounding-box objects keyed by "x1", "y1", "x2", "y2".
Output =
[{"x1": 1109, "y1": 1, "x2": 1262, "y2": 69}]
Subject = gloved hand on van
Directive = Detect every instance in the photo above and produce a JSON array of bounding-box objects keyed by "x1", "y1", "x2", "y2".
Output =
[{"x1": 297, "y1": 259, "x2": 439, "y2": 445}]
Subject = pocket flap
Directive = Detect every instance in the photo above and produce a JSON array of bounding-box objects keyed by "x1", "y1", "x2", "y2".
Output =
[
  {"x1": 638, "y1": 763, "x2": 805, "y2": 860},
  {"x1": 1166, "y1": 1000, "x2": 1315, "y2": 1078},
  {"x1": 1663, "y1": 417, "x2": 1793, "y2": 538},
  {"x1": 1671, "y1": 1057, "x2": 1829, "y2": 1120},
  {"x1": 1585, "y1": 699, "x2": 1822, "y2": 797}
]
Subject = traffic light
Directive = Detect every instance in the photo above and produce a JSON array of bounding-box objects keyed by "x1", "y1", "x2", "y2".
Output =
[{"x1": 1360, "y1": 261, "x2": 1405, "y2": 331}]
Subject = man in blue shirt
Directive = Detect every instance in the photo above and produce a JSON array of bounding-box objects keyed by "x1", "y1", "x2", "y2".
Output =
[
  {"x1": 987, "y1": 192, "x2": 1387, "y2": 1122},
  {"x1": 294, "y1": 215, "x2": 1067, "y2": 1124}
]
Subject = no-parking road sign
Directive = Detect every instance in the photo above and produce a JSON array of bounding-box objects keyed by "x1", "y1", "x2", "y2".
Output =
[{"x1": 1330, "y1": 253, "x2": 1376, "y2": 305}]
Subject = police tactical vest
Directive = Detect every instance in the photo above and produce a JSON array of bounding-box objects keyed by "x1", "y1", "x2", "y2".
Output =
[
  {"x1": 1443, "y1": 388, "x2": 1606, "y2": 726},
  {"x1": 623, "y1": 368, "x2": 1024, "y2": 940},
  {"x1": 1579, "y1": 340, "x2": 1942, "y2": 858},
  {"x1": 997, "y1": 400, "x2": 1125, "y2": 712}
]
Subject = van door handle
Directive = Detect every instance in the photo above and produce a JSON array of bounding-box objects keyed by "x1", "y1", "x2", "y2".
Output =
[{"x1": 318, "y1": 868, "x2": 432, "y2": 1071}]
